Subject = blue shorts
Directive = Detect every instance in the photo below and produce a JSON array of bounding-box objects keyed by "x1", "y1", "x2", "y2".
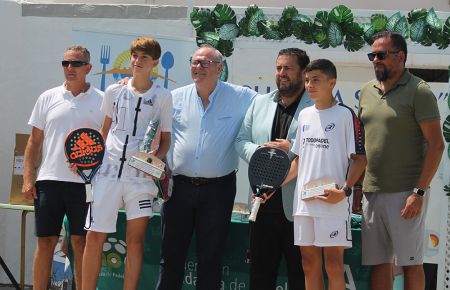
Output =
[{"x1": 34, "y1": 180, "x2": 88, "y2": 237}]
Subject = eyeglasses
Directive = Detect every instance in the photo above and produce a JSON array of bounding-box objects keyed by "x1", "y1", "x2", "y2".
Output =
[
  {"x1": 367, "y1": 51, "x2": 400, "y2": 61},
  {"x1": 62, "y1": 60, "x2": 89, "y2": 67},
  {"x1": 189, "y1": 58, "x2": 221, "y2": 68}
]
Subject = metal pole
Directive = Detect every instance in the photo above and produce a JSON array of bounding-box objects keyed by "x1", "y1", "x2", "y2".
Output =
[
  {"x1": 0, "y1": 255, "x2": 20, "y2": 290},
  {"x1": 20, "y1": 210, "x2": 30, "y2": 290}
]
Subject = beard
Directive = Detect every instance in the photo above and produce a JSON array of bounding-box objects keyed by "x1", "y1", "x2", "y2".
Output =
[
  {"x1": 276, "y1": 78, "x2": 302, "y2": 97},
  {"x1": 374, "y1": 64, "x2": 390, "y2": 81}
]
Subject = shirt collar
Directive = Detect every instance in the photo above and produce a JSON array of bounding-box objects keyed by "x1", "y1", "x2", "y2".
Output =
[
  {"x1": 62, "y1": 82, "x2": 92, "y2": 97},
  {"x1": 273, "y1": 88, "x2": 305, "y2": 108},
  {"x1": 205, "y1": 80, "x2": 222, "y2": 104},
  {"x1": 373, "y1": 69, "x2": 411, "y2": 94}
]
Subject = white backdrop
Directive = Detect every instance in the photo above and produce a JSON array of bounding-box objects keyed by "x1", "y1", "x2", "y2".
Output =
[{"x1": 0, "y1": 1, "x2": 193, "y2": 284}]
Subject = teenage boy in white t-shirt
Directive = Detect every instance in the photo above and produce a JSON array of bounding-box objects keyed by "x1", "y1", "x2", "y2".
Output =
[
  {"x1": 81, "y1": 36, "x2": 173, "y2": 290},
  {"x1": 283, "y1": 59, "x2": 366, "y2": 290}
]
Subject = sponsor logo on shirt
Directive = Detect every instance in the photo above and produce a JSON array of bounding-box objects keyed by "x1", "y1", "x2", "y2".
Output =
[
  {"x1": 330, "y1": 230, "x2": 339, "y2": 238},
  {"x1": 143, "y1": 98, "x2": 154, "y2": 106},
  {"x1": 305, "y1": 138, "x2": 329, "y2": 144},
  {"x1": 304, "y1": 137, "x2": 330, "y2": 149},
  {"x1": 325, "y1": 123, "x2": 335, "y2": 132}
]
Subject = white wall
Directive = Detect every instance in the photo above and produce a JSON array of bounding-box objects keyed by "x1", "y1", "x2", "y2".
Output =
[
  {"x1": 0, "y1": 0, "x2": 193, "y2": 284},
  {"x1": 0, "y1": 0, "x2": 449, "y2": 285},
  {"x1": 24, "y1": 0, "x2": 450, "y2": 12}
]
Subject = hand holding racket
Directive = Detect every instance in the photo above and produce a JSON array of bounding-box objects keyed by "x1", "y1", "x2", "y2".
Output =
[
  {"x1": 248, "y1": 147, "x2": 290, "y2": 222},
  {"x1": 64, "y1": 128, "x2": 105, "y2": 201},
  {"x1": 251, "y1": 190, "x2": 275, "y2": 204}
]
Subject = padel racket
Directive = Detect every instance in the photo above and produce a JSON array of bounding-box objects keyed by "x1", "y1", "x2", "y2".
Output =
[
  {"x1": 64, "y1": 128, "x2": 105, "y2": 184},
  {"x1": 248, "y1": 147, "x2": 291, "y2": 222}
]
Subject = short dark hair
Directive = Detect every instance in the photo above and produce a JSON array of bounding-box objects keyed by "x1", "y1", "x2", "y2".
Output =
[
  {"x1": 305, "y1": 59, "x2": 337, "y2": 79},
  {"x1": 278, "y1": 48, "x2": 310, "y2": 70},
  {"x1": 373, "y1": 31, "x2": 407, "y2": 64}
]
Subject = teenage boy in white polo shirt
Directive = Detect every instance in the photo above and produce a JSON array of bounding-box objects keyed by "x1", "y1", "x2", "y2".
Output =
[{"x1": 284, "y1": 59, "x2": 366, "y2": 290}]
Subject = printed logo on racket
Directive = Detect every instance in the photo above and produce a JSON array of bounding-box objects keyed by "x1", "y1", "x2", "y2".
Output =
[
  {"x1": 267, "y1": 148, "x2": 277, "y2": 159},
  {"x1": 64, "y1": 128, "x2": 105, "y2": 184},
  {"x1": 68, "y1": 132, "x2": 104, "y2": 166},
  {"x1": 248, "y1": 147, "x2": 291, "y2": 222}
]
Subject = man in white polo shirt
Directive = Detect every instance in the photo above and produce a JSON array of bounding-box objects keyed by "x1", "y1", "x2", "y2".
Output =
[{"x1": 22, "y1": 45, "x2": 103, "y2": 290}]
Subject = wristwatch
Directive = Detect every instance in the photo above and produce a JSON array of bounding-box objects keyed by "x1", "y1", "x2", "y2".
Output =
[
  {"x1": 413, "y1": 187, "x2": 426, "y2": 196},
  {"x1": 341, "y1": 185, "x2": 352, "y2": 197}
]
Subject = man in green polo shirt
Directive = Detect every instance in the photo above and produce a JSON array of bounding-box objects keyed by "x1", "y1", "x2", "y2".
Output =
[{"x1": 357, "y1": 31, "x2": 444, "y2": 290}]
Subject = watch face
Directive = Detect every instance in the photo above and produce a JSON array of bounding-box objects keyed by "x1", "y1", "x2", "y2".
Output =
[
  {"x1": 414, "y1": 188, "x2": 425, "y2": 196},
  {"x1": 343, "y1": 186, "x2": 352, "y2": 197}
]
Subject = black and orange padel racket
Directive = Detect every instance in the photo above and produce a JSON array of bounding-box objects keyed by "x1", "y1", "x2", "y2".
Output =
[{"x1": 64, "y1": 128, "x2": 105, "y2": 184}]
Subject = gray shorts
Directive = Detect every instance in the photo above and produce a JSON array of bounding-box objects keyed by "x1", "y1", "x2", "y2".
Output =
[{"x1": 361, "y1": 190, "x2": 429, "y2": 266}]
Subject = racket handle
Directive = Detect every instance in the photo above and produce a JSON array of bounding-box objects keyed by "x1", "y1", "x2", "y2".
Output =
[{"x1": 249, "y1": 197, "x2": 262, "y2": 222}]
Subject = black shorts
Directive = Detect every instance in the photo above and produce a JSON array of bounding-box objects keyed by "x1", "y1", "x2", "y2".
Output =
[{"x1": 34, "y1": 180, "x2": 88, "y2": 237}]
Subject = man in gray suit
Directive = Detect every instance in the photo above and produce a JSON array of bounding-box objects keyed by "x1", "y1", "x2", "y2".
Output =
[{"x1": 235, "y1": 48, "x2": 311, "y2": 290}]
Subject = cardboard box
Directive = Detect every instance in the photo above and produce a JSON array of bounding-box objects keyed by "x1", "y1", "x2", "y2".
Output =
[{"x1": 9, "y1": 133, "x2": 33, "y2": 206}]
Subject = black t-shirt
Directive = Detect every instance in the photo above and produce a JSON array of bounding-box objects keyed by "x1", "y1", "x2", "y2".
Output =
[{"x1": 259, "y1": 93, "x2": 302, "y2": 214}]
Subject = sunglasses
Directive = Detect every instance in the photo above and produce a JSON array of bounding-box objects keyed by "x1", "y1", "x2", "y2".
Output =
[
  {"x1": 189, "y1": 58, "x2": 221, "y2": 68},
  {"x1": 61, "y1": 60, "x2": 89, "y2": 67},
  {"x1": 367, "y1": 51, "x2": 400, "y2": 61}
]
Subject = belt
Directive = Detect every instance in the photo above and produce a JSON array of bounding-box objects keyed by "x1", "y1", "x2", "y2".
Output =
[{"x1": 174, "y1": 171, "x2": 235, "y2": 186}]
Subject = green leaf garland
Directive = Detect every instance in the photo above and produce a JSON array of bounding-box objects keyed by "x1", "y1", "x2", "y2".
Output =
[
  {"x1": 218, "y1": 23, "x2": 240, "y2": 40},
  {"x1": 190, "y1": 4, "x2": 450, "y2": 59},
  {"x1": 394, "y1": 16, "x2": 410, "y2": 38},
  {"x1": 328, "y1": 22, "x2": 344, "y2": 47},
  {"x1": 213, "y1": 4, "x2": 236, "y2": 27},
  {"x1": 371, "y1": 14, "x2": 388, "y2": 32},
  {"x1": 329, "y1": 5, "x2": 353, "y2": 27},
  {"x1": 443, "y1": 115, "x2": 450, "y2": 143},
  {"x1": 426, "y1": 8, "x2": 442, "y2": 32},
  {"x1": 386, "y1": 12, "x2": 402, "y2": 31}
]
